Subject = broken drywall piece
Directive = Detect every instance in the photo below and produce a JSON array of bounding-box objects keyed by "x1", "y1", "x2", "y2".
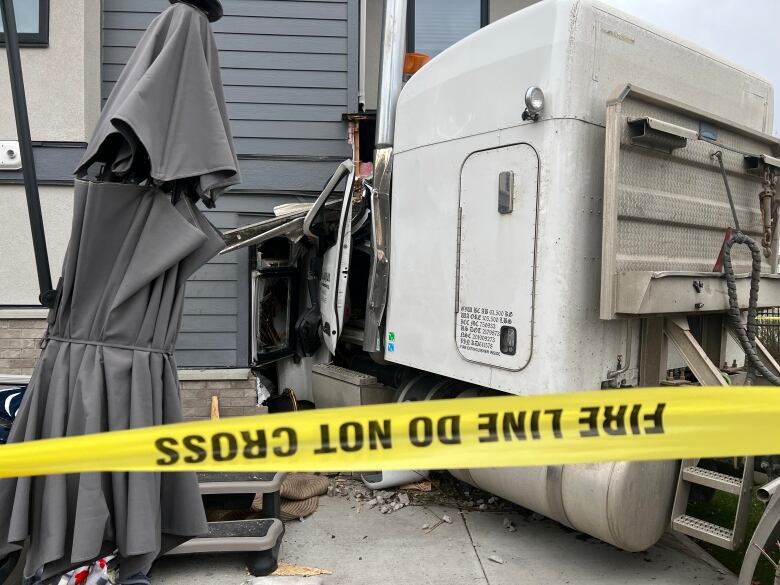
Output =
[{"x1": 271, "y1": 563, "x2": 332, "y2": 577}]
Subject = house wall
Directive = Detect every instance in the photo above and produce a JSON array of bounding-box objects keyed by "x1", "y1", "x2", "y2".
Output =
[
  {"x1": 0, "y1": 0, "x2": 101, "y2": 142},
  {"x1": 363, "y1": 0, "x2": 539, "y2": 110},
  {"x1": 0, "y1": 314, "x2": 47, "y2": 376},
  {"x1": 1, "y1": 185, "x2": 74, "y2": 306},
  {"x1": 0, "y1": 0, "x2": 101, "y2": 309},
  {"x1": 179, "y1": 369, "x2": 265, "y2": 421},
  {"x1": 102, "y1": 0, "x2": 360, "y2": 368},
  {"x1": 0, "y1": 1, "x2": 100, "y2": 376},
  {"x1": 0, "y1": 0, "x2": 360, "y2": 373}
]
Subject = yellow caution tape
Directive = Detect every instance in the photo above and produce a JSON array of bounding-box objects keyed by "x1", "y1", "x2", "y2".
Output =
[{"x1": 1, "y1": 386, "x2": 779, "y2": 478}]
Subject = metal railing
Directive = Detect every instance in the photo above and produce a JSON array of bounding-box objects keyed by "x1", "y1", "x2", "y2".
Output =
[{"x1": 756, "y1": 307, "x2": 780, "y2": 360}]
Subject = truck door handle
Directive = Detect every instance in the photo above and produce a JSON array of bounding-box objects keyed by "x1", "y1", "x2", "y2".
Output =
[{"x1": 498, "y1": 171, "x2": 514, "y2": 214}]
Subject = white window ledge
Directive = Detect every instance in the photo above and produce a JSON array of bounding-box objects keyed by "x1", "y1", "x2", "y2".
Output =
[
  {"x1": 2, "y1": 369, "x2": 253, "y2": 386},
  {"x1": 0, "y1": 374, "x2": 31, "y2": 385},
  {"x1": 178, "y1": 368, "x2": 252, "y2": 381},
  {"x1": 0, "y1": 308, "x2": 49, "y2": 319}
]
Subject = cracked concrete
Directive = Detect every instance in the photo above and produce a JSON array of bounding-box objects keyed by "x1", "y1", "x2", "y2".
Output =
[{"x1": 152, "y1": 496, "x2": 734, "y2": 585}]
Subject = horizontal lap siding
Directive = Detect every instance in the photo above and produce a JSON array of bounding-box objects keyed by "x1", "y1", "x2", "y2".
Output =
[
  {"x1": 102, "y1": 0, "x2": 356, "y2": 367},
  {"x1": 102, "y1": 0, "x2": 353, "y2": 193}
]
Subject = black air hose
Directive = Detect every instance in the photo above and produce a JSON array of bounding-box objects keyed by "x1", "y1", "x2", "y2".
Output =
[{"x1": 722, "y1": 231, "x2": 780, "y2": 385}]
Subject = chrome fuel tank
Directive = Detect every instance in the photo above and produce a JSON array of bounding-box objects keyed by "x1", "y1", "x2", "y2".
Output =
[{"x1": 451, "y1": 460, "x2": 678, "y2": 552}]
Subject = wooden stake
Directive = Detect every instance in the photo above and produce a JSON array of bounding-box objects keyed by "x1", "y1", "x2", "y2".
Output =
[{"x1": 210, "y1": 395, "x2": 220, "y2": 420}]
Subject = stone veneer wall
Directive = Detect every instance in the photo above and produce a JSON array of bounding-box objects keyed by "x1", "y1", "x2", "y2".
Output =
[
  {"x1": 0, "y1": 318, "x2": 262, "y2": 422},
  {"x1": 0, "y1": 318, "x2": 47, "y2": 376},
  {"x1": 179, "y1": 374, "x2": 265, "y2": 421}
]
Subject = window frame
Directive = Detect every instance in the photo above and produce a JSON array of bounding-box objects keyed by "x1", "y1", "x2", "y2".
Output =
[
  {"x1": 406, "y1": 0, "x2": 489, "y2": 53},
  {"x1": 0, "y1": 0, "x2": 50, "y2": 48}
]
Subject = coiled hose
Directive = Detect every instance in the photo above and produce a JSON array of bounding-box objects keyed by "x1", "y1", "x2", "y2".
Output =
[{"x1": 722, "y1": 231, "x2": 780, "y2": 385}]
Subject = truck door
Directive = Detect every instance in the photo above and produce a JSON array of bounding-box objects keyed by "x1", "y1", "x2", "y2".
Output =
[
  {"x1": 456, "y1": 143, "x2": 539, "y2": 370},
  {"x1": 318, "y1": 165, "x2": 355, "y2": 355}
]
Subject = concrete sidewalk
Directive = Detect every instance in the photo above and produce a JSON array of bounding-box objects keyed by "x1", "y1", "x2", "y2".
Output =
[{"x1": 152, "y1": 496, "x2": 734, "y2": 585}]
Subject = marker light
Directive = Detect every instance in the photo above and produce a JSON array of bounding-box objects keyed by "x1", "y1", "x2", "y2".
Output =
[
  {"x1": 523, "y1": 86, "x2": 545, "y2": 121},
  {"x1": 403, "y1": 52, "x2": 431, "y2": 77}
]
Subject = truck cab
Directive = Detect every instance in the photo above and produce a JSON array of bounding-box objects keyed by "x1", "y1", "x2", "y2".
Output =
[{"x1": 225, "y1": 0, "x2": 780, "y2": 560}]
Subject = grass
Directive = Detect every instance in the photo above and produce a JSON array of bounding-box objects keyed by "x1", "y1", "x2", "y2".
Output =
[{"x1": 687, "y1": 488, "x2": 778, "y2": 584}]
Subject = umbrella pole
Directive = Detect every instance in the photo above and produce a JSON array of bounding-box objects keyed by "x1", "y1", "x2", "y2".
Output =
[{"x1": 0, "y1": 0, "x2": 55, "y2": 308}]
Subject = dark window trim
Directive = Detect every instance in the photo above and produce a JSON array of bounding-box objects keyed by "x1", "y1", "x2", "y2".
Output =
[
  {"x1": 0, "y1": 0, "x2": 50, "y2": 48},
  {"x1": 406, "y1": 0, "x2": 489, "y2": 53}
]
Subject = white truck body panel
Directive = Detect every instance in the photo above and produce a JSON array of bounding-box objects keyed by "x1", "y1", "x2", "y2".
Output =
[{"x1": 385, "y1": 0, "x2": 774, "y2": 394}]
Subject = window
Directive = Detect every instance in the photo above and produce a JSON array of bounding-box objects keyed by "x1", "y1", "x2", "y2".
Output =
[
  {"x1": 408, "y1": 0, "x2": 488, "y2": 57},
  {"x1": 0, "y1": 0, "x2": 49, "y2": 47}
]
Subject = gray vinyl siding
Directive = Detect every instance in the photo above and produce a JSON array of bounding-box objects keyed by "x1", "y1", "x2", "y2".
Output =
[
  {"x1": 0, "y1": 143, "x2": 86, "y2": 186},
  {"x1": 102, "y1": 0, "x2": 358, "y2": 368}
]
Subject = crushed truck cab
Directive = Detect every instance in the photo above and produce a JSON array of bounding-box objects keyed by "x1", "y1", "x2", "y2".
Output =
[
  {"x1": 387, "y1": 0, "x2": 777, "y2": 394},
  {"x1": 224, "y1": 0, "x2": 780, "y2": 567}
]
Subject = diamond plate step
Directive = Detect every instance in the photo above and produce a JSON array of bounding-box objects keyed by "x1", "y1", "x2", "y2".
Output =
[
  {"x1": 681, "y1": 466, "x2": 743, "y2": 495},
  {"x1": 168, "y1": 519, "x2": 284, "y2": 554},
  {"x1": 672, "y1": 514, "x2": 736, "y2": 550}
]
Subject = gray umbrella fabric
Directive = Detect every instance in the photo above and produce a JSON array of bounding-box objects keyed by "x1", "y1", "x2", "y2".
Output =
[
  {"x1": 0, "y1": 2, "x2": 237, "y2": 581},
  {"x1": 0, "y1": 182, "x2": 224, "y2": 580},
  {"x1": 77, "y1": 2, "x2": 239, "y2": 207}
]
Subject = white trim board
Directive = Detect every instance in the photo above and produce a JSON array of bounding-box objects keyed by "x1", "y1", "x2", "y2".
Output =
[{"x1": 178, "y1": 368, "x2": 252, "y2": 381}]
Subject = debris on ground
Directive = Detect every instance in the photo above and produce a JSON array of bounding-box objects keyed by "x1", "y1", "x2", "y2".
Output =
[
  {"x1": 321, "y1": 473, "x2": 527, "y2": 520},
  {"x1": 326, "y1": 477, "x2": 419, "y2": 515},
  {"x1": 271, "y1": 563, "x2": 332, "y2": 577},
  {"x1": 400, "y1": 481, "x2": 433, "y2": 492},
  {"x1": 503, "y1": 518, "x2": 517, "y2": 532},
  {"x1": 441, "y1": 514, "x2": 453, "y2": 524},
  {"x1": 211, "y1": 473, "x2": 528, "y2": 531},
  {"x1": 488, "y1": 554, "x2": 505, "y2": 564}
]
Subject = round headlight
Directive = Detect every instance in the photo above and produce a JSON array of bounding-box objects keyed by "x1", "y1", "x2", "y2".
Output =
[{"x1": 525, "y1": 86, "x2": 545, "y2": 114}]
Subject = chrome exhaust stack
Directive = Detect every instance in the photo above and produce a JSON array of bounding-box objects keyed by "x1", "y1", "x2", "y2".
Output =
[{"x1": 363, "y1": 0, "x2": 408, "y2": 352}]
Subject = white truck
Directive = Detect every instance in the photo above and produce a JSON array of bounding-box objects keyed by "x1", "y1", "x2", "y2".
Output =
[{"x1": 225, "y1": 0, "x2": 780, "y2": 580}]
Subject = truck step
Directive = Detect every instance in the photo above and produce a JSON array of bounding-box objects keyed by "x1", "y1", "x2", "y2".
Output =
[
  {"x1": 167, "y1": 519, "x2": 284, "y2": 554},
  {"x1": 197, "y1": 471, "x2": 285, "y2": 495},
  {"x1": 671, "y1": 457, "x2": 753, "y2": 550},
  {"x1": 672, "y1": 515, "x2": 736, "y2": 550},
  {"x1": 681, "y1": 466, "x2": 743, "y2": 495}
]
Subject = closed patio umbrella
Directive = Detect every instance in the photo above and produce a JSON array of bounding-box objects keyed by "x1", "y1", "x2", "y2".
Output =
[{"x1": 0, "y1": 1, "x2": 238, "y2": 582}]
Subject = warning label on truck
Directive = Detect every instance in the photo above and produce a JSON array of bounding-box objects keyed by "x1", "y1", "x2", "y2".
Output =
[{"x1": 457, "y1": 305, "x2": 513, "y2": 356}]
